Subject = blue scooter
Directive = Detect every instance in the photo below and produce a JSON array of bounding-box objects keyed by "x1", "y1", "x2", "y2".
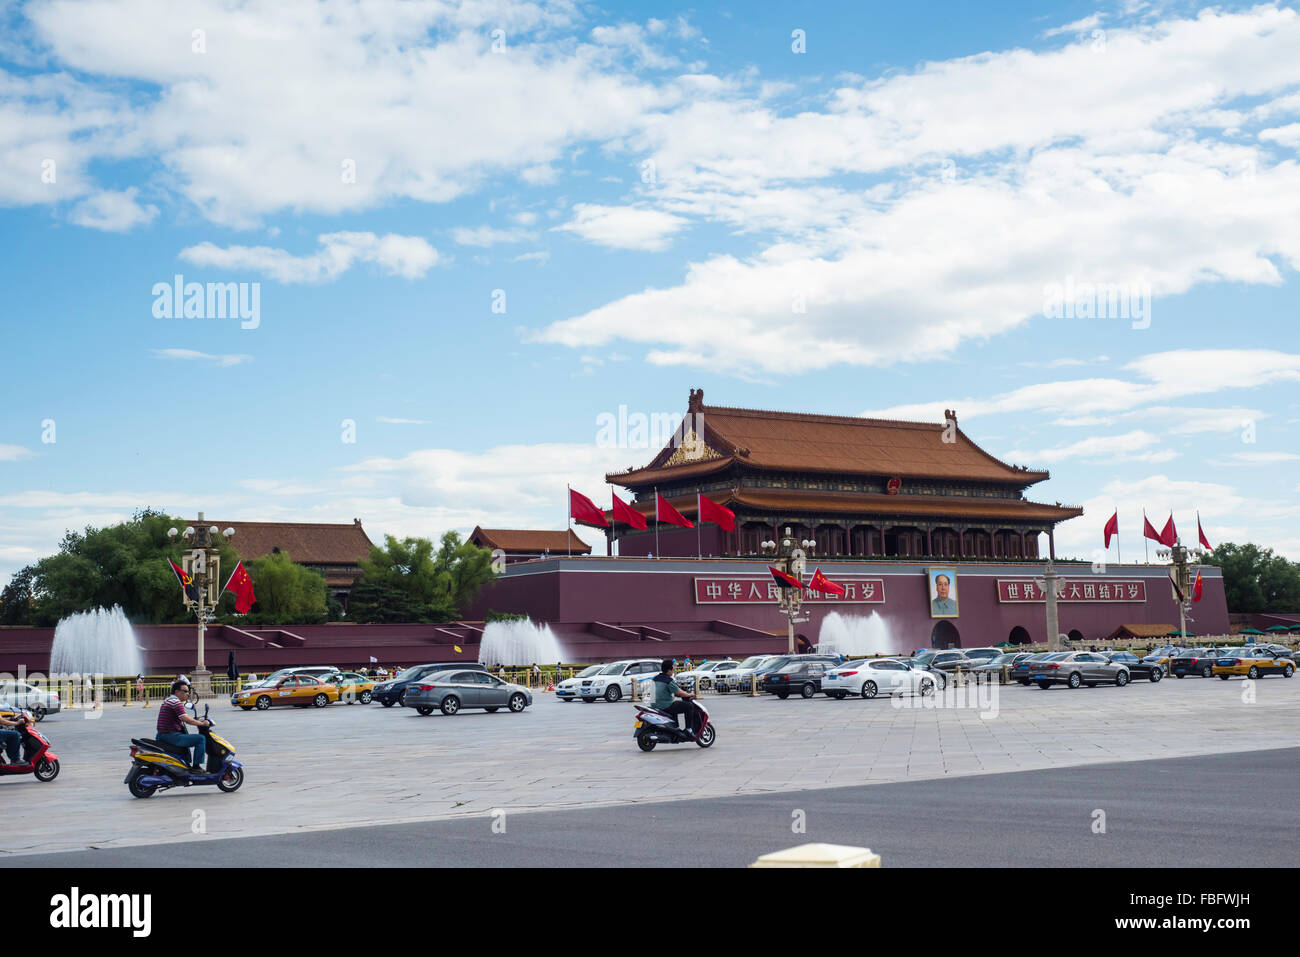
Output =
[{"x1": 124, "y1": 702, "x2": 244, "y2": 797}]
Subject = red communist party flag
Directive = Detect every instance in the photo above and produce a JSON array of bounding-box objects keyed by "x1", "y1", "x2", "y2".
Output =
[
  {"x1": 808, "y1": 568, "x2": 846, "y2": 597},
  {"x1": 655, "y1": 494, "x2": 694, "y2": 529},
  {"x1": 168, "y1": 558, "x2": 198, "y2": 603},
  {"x1": 1103, "y1": 510, "x2": 1119, "y2": 548},
  {"x1": 1198, "y1": 515, "x2": 1212, "y2": 551},
  {"x1": 769, "y1": 566, "x2": 805, "y2": 590},
  {"x1": 611, "y1": 492, "x2": 648, "y2": 530},
  {"x1": 697, "y1": 494, "x2": 736, "y2": 532},
  {"x1": 1142, "y1": 514, "x2": 1163, "y2": 543},
  {"x1": 1159, "y1": 513, "x2": 1178, "y2": 547},
  {"x1": 569, "y1": 488, "x2": 609, "y2": 527},
  {"x1": 222, "y1": 561, "x2": 257, "y2": 614},
  {"x1": 1192, "y1": 570, "x2": 1204, "y2": 603}
]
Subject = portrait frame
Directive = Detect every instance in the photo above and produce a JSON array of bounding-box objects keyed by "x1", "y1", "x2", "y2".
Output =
[{"x1": 929, "y1": 568, "x2": 959, "y2": 618}]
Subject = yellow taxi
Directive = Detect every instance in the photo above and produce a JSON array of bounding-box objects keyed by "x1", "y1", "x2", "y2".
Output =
[
  {"x1": 322, "y1": 671, "x2": 376, "y2": 704},
  {"x1": 232, "y1": 674, "x2": 341, "y2": 710},
  {"x1": 1212, "y1": 649, "x2": 1295, "y2": 680}
]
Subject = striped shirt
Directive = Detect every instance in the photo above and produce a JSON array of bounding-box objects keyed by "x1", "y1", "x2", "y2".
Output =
[{"x1": 156, "y1": 695, "x2": 187, "y2": 734}]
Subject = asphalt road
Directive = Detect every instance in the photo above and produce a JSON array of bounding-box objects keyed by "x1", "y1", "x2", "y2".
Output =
[{"x1": 17, "y1": 746, "x2": 1297, "y2": 867}]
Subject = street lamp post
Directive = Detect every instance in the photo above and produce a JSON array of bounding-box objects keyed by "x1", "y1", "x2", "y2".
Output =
[
  {"x1": 167, "y1": 513, "x2": 235, "y2": 697},
  {"x1": 761, "y1": 527, "x2": 816, "y2": 654},
  {"x1": 1156, "y1": 542, "x2": 1202, "y2": 641}
]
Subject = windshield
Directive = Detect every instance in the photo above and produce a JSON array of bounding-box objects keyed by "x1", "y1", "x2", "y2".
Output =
[
  {"x1": 738, "y1": 656, "x2": 769, "y2": 669},
  {"x1": 575, "y1": 665, "x2": 602, "y2": 678},
  {"x1": 838, "y1": 659, "x2": 868, "y2": 669},
  {"x1": 696, "y1": 662, "x2": 720, "y2": 672},
  {"x1": 760, "y1": 657, "x2": 792, "y2": 671},
  {"x1": 598, "y1": 662, "x2": 626, "y2": 675},
  {"x1": 913, "y1": 652, "x2": 937, "y2": 665}
]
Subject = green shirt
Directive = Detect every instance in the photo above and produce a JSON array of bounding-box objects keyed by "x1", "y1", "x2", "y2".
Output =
[{"x1": 652, "y1": 673, "x2": 680, "y2": 709}]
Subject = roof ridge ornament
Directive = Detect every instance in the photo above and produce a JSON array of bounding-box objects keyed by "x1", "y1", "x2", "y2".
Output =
[{"x1": 688, "y1": 388, "x2": 704, "y2": 413}]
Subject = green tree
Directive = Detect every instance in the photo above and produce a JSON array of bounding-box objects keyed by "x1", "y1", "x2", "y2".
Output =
[
  {"x1": 1207, "y1": 542, "x2": 1300, "y2": 613},
  {"x1": 228, "y1": 551, "x2": 328, "y2": 625},
  {"x1": 348, "y1": 532, "x2": 494, "y2": 623},
  {"x1": 0, "y1": 565, "x2": 37, "y2": 625}
]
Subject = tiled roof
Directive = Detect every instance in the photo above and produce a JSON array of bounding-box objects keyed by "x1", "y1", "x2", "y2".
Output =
[
  {"x1": 1106, "y1": 624, "x2": 1179, "y2": 639},
  {"x1": 210, "y1": 520, "x2": 374, "y2": 566},
  {"x1": 469, "y1": 527, "x2": 592, "y2": 553},
  {"x1": 608, "y1": 392, "x2": 1048, "y2": 487}
]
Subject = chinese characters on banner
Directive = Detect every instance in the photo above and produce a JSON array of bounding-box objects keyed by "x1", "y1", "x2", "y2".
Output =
[
  {"x1": 997, "y1": 579, "x2": 1147, "y2": 603},
  {"x1": 694, "y1": 577, "x2": 886, "y2": 604}
]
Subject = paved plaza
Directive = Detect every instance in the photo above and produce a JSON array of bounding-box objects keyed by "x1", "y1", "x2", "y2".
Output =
[{"x1": 3, "y1": 676, "x2": 1298, "y2": 859}]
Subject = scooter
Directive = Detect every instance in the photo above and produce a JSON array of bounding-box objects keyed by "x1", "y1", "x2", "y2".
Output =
[
  {"x1": 633, "y1": 697, "x2": 715, "y2": 751},
  {"x1": 0, "y1": 709, "x2": 60, "y2": 782},
  {"x1": 124, "y1": 702, "x2": 243, "y2": 798}
]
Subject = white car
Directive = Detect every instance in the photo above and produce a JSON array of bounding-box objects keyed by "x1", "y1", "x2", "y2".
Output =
[
  {"x1": 677, "y1": 659, "x2": 739, "y2": 691},
  {"x1": 574, "y1": 659, "x2": 662, "y2": 702},
  {"x1": 556, "y1": 664, "x2": 605, "y2": 701},
  {"x1": 718, "y1": 655, "x2": 780, "y2": 692},
  {"x1": 0, "y1": 681, "x2": 62, "y2": 720},
  {"x1": 822, "y1": 658, "x2": 938, "y2": 699}
]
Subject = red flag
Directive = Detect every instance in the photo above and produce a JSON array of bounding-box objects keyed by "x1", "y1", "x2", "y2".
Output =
[
  {"x1": 569, "y1": 488, "x2": 609, "y2": 527},
  {"x1": 769, "y1": 566, "x2": 805, "y2": 590},
  {"x1": 1142, "y1": 514, "x2": 1163, "y2": 543},
  {"x1": 611, "y1": 492, "x2": 648, "y2": 530},
  {"x1": 222, "y1": 561, "x2": 257, "y2": 614},
  {"x1": 168, "y1": 558, "x2": 198, "y2": 603},
  {"x1": 808, "y1": 568, "x2": 845, "y2": 597},
  {"x1": 1198, "y1": 515, "x2": 1212, "y2": 551},
  {"x1": 698, "y1": 494, "x2": 735, "y2": 532},
  {"x1": 655, "y1": 494, "x2": 694, "y2": 529},
  {"x1": 1192, "y1": 570, "x2": 1203, "y2": 603},
  {"x1": 1159, "y1": 513, "x2": 1178, "y2": 547},
  {"x1": 1103, "y1": 510, "x2": 1119, "y2": 548}
]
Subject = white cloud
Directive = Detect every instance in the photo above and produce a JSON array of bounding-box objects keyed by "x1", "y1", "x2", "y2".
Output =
[
  {"x1": 1225, "y1": 451, "x2": 1300, "y2": 463},
  {"x1": 1003, "y1": 430, "x2": 1175, "y2": 465},
  {"x1": 554, "y1": 203, "x2": 686, "y2": 250},
  {"x1": 68, "y1": 187, "x2": 157, "y2": 231},
  {"x1": 450, "y1": 225, "x2": 535, "y2": 246},
  {"x1": 151, "y1": 348, "x2": 251, "y2": 367},
  {"x1": 179, "y1": 233, "x2": 438, "y2": 283},
  {"x1": 1042, "y1": 15, "x2": 1104, "y2": 38},
  {"x1": 377, "y1": 417, "x2": 427, "y2": 425},
  {"x1": 0, "y1": 444, "x2": 36, "y2": 462}
]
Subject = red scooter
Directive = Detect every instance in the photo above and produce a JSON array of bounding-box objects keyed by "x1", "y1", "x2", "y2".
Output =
[{"x1": 0, "y1": 709, "x2": 60, "y2": 782}]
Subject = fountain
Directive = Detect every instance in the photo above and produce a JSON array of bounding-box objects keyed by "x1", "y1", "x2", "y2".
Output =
[
  {"x1": 478, "y1": 618, "x2": 566, "y2": 666},
  {"x1": 816, "y1": 611, "x2": 896, "y2": 658},
  {"x1": 50, "y1": 605, "x2": 144, "y2": 677}
]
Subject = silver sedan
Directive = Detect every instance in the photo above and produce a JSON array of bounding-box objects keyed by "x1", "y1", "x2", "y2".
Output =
[
  {"x1": 1027, "y1": 652, "x2": 1130, "y2": 689},
  {"x1": 403, "y1": 670, "x2": 533, "y2": 716}
]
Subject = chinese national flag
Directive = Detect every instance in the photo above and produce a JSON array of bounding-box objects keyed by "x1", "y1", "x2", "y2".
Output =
[
  {"x1": 697, "y1": 494, "x2": 736, "y2": 532},
  {"x1": 1103, "y1": 511, "x2": 1118, "y2": 548},
  {"x1": 569, "y1": 488, "x2": 609, "y2": 527},
  {"x1": 222, "y1": 561, "x2": 257, "y2": 614},
  {"x1": 1198, "y1": 515, "x2": 1212, "y2": 551},
  {"x1": 168, "y1": 558, "x2": 198, "y2": 603},
  {"x1": 808, "y1": 568, "x2": 846, "y2": 597},
  {"x1": 1159, "y1": 513, "x2": 1178, "y2": 547},
  {"x1": 769, "y1": 566, "x2": 805, "y2": 590},
  {"x1": 1142, "y1": 514, "x2": 1163, "y2": 543},
  {"x1": 611, "y1": 492, "x2": 648, "y2": 530},
  {"x1": 1192, "y1": 570, "x2": 1203, "y2": 603},
  {"x1": 655, "y1": 494, "x2": 694, "y2": 529}
]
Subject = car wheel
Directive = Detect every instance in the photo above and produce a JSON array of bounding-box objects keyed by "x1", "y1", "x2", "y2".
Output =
[
  {"x1": 34, "y1": 758, "x2": 59, "y2": 782},
  {"x1": 415, "y1": 706, "x2": 434, "y2": 716},
  {"x1": 775, "y1": 691, "x2": 789, "y2": 699},
  {"x1": 1150, "y1": 669, "x2": 1163, "y2": 683},
  {"x1": 216, "y1": 766, "x2": 244, "y2": 793},
  {"x1": 1037, "y1": 681, "x2": 1052, "y2": 690},
  {"x1": 127, "y1": 768, "x2": 157, "y2": 799},
  {"x1": 509, "y1": 693, "x2": 527, "y2": 713},
  {"x1": 397, "y1": 689, "x2": 408, "y2": 706},
  {"x1": 800, "y1": 683, "x2": 815, "y2": 699},
  {"x1": 636, "y1": 730, "x2": 656, "y2": 752},
  {"x1": 582, "y1": 697, "x2": 595, "y2": 703},
  {"x1": 239, "y1": 705, "x2": 253, "y2": 711},
  {"x1": 1017, "y1": 679, "x2": 1031, "y2": 686},
  {"x1": 1115, "y1": 670, "x2": 1129, "y2": 687},
  {"x1": 255, "y1": 695, "x2": 271, "y2": 710},
  {"x1": 381, "y1": 699, "x2": 395, "y2": 708},
  {"x1": 1284, "y1": 665, "x2": 1294, "y2": 678},
  {"x1": 1067, "y1": 672, "x2": 1082, "y2": 689},
  {"x1": 918, "y1": 678, "x2": 935, "y2": 696},
  {"x1": 605, "y1": 685, "x2": 622, "y2": 703},
  {"x1": 1247, "y1": 666, "x2": 1260, "y2": 679},
  {"x1": 31, "y1": 705, "x2": 46, "y2": 722},
  {"x1": 360, "y1": 690, "x2": 373, "y2": 704},
  {"x1": 440, "y1": 696, "x2": 461, "y2": 716},
  {"x1": 1201, "y1": 665, "x2": 1212, "y2": 678},
  {"x1": 861, "y1": 681, "x2": 878, "y2": 699},
  {"x1": 1218, "y1": 674, "x2": 1230, "y2": 680},
  {"x1": 696, "y1": 724, "x2": 715, "y2": 748},
  {"x1": 313, "y1": 693, "x2": 329, "y2": 708}
]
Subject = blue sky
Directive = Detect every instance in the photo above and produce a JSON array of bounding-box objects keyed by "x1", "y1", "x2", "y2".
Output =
[{"x1": 3, "y1": 0, "x2": 1300, "y2": 586}]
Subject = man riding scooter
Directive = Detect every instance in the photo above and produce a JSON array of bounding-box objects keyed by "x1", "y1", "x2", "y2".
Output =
[
  {"x1": 651, "y1": 658, "x2": 698, "y2": 735},
  {"x1": 156, "y1": 680, "x2": 210, "y2": 770},
  {"x1": 0, "y1": 711, "x2": 23, "y2": 764}
]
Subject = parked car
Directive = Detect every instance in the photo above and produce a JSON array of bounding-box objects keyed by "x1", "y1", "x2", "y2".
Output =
[
  {"x1": 823, "y1": 658, "x2": 937, "y2": 698},
  {"x1": 319, "y1": 671, "x2": 376, "y2": 704},
  {"x1": 968, "y1": 652, "x2": 1032, "y2": 680},
  {"x1": 405, "y1": 670, "x2": 533, "y2": 715},
  {"x1": 1212, "y1": 650, "x2": 1295, "y2": 680},
  {"x1": 1010, "y1": 652, "x2": 1069, "y2": 685},
  {"x1": 574, "y1": 659, "x2": 662, "y2": 702},
  {"x1": 678, "y1": 659, "x2": 740, "y2": 691},
  {"x1": 1028, "y1": 652, "x2": 1130, "y2": 689},
  {"x1": 0, "y1": 681, "x2": 61, "y2": 720},
  {"x1": 911, "y1": 649, "x2": 975, "y2": 674},
  {"x1": 231, "y1": 673, "x2": 342, "y2": 710},
  {"x1": 960, "y1": 647, "x2": 1004, "y2": 663},
  {"x1": 372, "y1": 662, "x2": 487, "y2": 707},
  {"x1": 762, "y1": 656, "x2": 841, "y2": 698},
  {"x1": 719, "y1": 655, "x2": 780, "y2": 692},
  {"x1": 555, "y1": 664, "x2": 605, "y2": 701},
  {"x1": 1169, "y1": 648, "x2": 1229, "y2": 679},
  {"x1": 1102, "y1": 651, "x2": 1164, "y2": 682}
]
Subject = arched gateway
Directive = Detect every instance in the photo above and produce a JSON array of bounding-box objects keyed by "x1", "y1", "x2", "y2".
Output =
[{"x1": 930, "y1": 620, "x2": 960, "y2": 649}]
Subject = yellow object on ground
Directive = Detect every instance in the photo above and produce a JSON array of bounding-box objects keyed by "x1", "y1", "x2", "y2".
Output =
[{"x1": 750, "y1": 843, "x2": 882, "y2": 868}]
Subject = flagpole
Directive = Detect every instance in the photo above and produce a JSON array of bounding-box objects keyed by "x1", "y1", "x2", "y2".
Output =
[
  {"x1": 1115, "y1": 506, "x2": 1121, "y2": 565},
  {"x1": 1143, "y1": 508, "x2": 1148, "y2": 564},
  {"x1": 696, "y1": 493, "x2": 701, "y2": 560},
  {"x1": 654, "y1": 487, "x2": 660, "y2": 559},
  {"x1": 567, "y1": 484, "x2": 572, "y2": 558}
]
